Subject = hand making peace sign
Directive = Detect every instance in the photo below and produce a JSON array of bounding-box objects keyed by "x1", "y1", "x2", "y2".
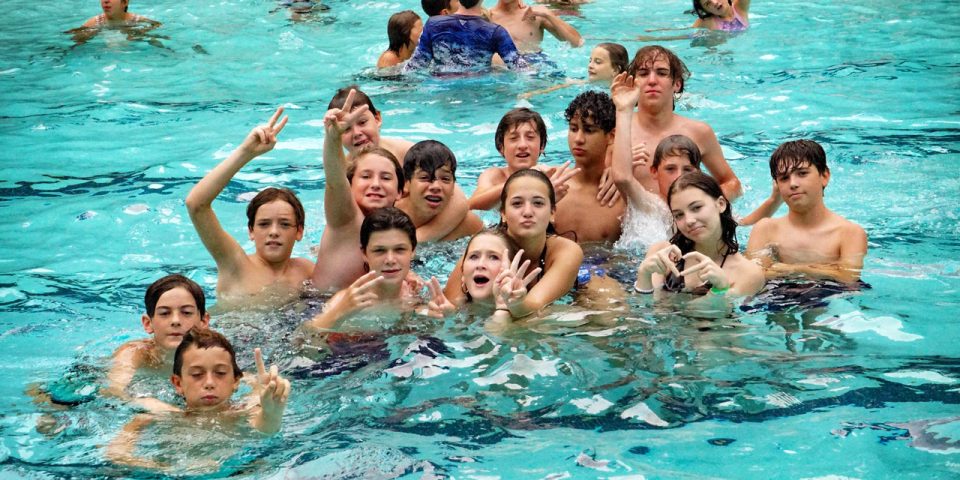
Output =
[
  {"x1": 323, "y1": 88, "x2": 371, "y2": 138},
  {"x1": 240, "y1": 106, "x2": 289, "y2": 157}
]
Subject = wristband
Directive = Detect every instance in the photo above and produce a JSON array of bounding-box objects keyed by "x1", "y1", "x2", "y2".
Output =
[
  {"x1": 709, "y1": 285, "x2": 729, "y2": 296},
  {"x1": 633, "y1": 281, "x2": 654, "y2": 294},
  {"x1": 495, "y1": 308, "x2": 511, "y2": 313}
]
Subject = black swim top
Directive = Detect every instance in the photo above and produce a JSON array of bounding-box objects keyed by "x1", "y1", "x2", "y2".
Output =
[{"x1": 662, "y1": 253, "x2": 729, "y2": 294}]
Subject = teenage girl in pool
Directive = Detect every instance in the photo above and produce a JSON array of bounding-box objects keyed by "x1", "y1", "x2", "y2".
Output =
[
  {"x1": 635, "y1": 171, "x2": 764, "y2": 300},
  {"x1": 519, "y1": 42, "x2": 628, "y2": 100},
  {"x1": 444, "y1": 169, "x2": 582, "y2": 319},
  {"x1": 378, "y1": 11, "x2": 424, "y2": 69},
  {"x1": 691, "y1": 0, "x2": 751, "y2": 32}
]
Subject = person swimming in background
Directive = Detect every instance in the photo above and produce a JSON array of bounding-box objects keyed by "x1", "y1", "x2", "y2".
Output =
[
  {"x1": 404, "y1": 0, "x2": 527, "y2": 74},
  {"x1": 692, "y1": 0, "x2": 751, "y2": 32},
  {"x1": 446, "y1": 169, "x2": 582, "y2": 319},
  {"x1": 487, "y1": 0, "x2": 583, "y2": 56},
  {"x1": 519, "y1": 42, "x2": 627, "y2": 100},
  {"x1": 70, "y1": 0, "x2": 161, "y2": 45},
  {"x1": 377, "y1": 10, "x2": 424, "y2": 69},
  {"x1": 421, "y1": 0, "x2": 463, "y2": 18},
  {"x1": 106, "y1": 328, "x2": 291, "y2": 470},
  {"x1": 635, "y1": 172, "x2": 764, "y2": 316}
]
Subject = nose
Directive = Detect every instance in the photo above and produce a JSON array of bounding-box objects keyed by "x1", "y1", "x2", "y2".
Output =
[
  {"x1": 350, "y1": 124, "x2": 364, "y2": 138},
  {"x1": 170, "y1": 313, "x2": 182, "y2": 327},
  {"x1": 520, "y1": 201, "x2": 535, "y2": 217},
  {"x1": 572, "y1": 129, "x2": 585, "y2": 144},
  {"x1": 203, "y1": 373, "x2": 216, "y2": 389}
]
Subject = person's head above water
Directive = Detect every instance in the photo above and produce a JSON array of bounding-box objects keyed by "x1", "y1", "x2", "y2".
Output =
[
  {"x1": 769, "y1": 139, "x2": 829, "y2": 180},
  {"x1": 564, "y1": 90, "x2": 616, "y2": 134},
  {"x1": 565, "y1": 91, "x2": 616, "y2": 164},
  {"x1": 403, "y1": 140, "x2": 457, "y2": 214},
  {"x1": 588, "y1": 43, "x2": 628, "y2": 83},
  {"x1": 460, "y1": 229, "x2": 519, "y2": 303},
  {"x1": 421, "y1": 0, "x2": 461, "y2": 16},
  {"x1": 627, "y1": 45, "x2": 691, "y2": 111},
  {"x1": 666, "y1": 171, "x2": 738, "y2": 256},
  {"x1": 244, "y1": 187, "x2": 306, "y2": 264},
  {"x1": 387, "y1": 10, "x2": 422, "y2": 55},
  {"x1": 769, "y1": 139, "x2": 831, "y2": 211},
  {"x1": 101, "y1": 0, "x2": 129, "y2": 18},
  {"x1": 692, "y1": 0, "x2": 734, "y2": 19},
  {"x1": 359, "y1": 207, "x2": 417, "y2": 287},
  {"x1": 652, "y1": 135, "x2": 702, "y2": 195},
  {"x1": 329, "y1": 86, "x2": 382, "y2": 154},
  {"x1": 143, "y1": 274, "x2": 210, "y2": 352},
  {"x1": 498, "y1": 168, "x2": 558, "y2": 237},
  {"x1": 346, "y1": 144, "x2": 405, "y2": 214},
  {"x1": 171, "y1": 328, "x2": 242, "y2": 411},
  {"x1": 495, "y1": 108, "x2": 547, "y2": 171}
]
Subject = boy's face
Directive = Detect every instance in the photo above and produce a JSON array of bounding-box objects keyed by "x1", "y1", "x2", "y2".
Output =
[
  {"x1": 501, "y1": 121, "x2": 543, "y2": 171},
  {"x1": 171, "y1": 346, "x2": 240, "y2": 411},
  {"x1": 362, "y1": 229, "x2": 415, "y2": 288},
  {"x1": 142, "y1": 287, "x2": 209, "y2": 351},
  {"x1": 351, "y1": 154, "x2": 401, "y2": 214},
  {"x1": 775, "y1": 160, "x2": 830, "y2": 211},
  {"x1": 653, "y1": 154, "x2": 698, "y2": 197},
  {"x1": 407, "y1": 165, "x2": 455, "y2": 217},
  {"x1": 248, "y1": 200, "x2": 304, "y2": 264},
  {"x1": 634, "y1": 56, "x2": 680, "y2": 110},
  {"x1": 567, "y1": 114, "x2": 612, "y2": 165},
  {"x1": 341, "y1": 110, "x2": 382, "y2": 154}
]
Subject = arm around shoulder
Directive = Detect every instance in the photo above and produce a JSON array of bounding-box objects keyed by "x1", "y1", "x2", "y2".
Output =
[
  {"x1": 513, "y1": 238, "x2": 582, "y2": 317},
  {"x1": 694, "y1": 123, "x2": 742, "y2": 200}
]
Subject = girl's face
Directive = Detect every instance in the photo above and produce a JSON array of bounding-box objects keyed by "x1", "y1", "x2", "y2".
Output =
[
  {"x1": 587, "y1": 47, "x2": 618, "y2": 83},
  {"x1": 699, "y1": 0, "x2": 732, "y2": 17},
  {"x1": 101, "y1": 0, "x2": 127, "y2": 17},
  {"x1": 409, "y1": 20, "x2": 423, "y2": 48},
  {"x1": 501, "y1": 176, "x2": 554, "y2": 240},
  {"x1": 362, "y1": 229, "x2": 414, "y2": 287},
  {"x1": 462, "y1": 234, "x2": 510, "y2": 301},
  {"x1": 351, "y1": 154, "x2": 400, "y2": 213},
  {"x1": 669, "y1": 187, "x2": 726, "y2": 245}
]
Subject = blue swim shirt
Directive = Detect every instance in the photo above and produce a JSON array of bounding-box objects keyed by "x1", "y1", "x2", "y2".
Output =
[{"x1": 405, "y1": 14, "x2": 525, "y2": 74}]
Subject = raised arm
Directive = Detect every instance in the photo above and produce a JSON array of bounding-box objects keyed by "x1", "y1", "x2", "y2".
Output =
[
  {"x1": 469, "y1": 168, "x2": 507, "y2": 211},
  {"x1": 185, "y1": 107, "x2": 288, "y2": 276},
  {"x1": 322, "y1": 90, "x2": 369, "y2": 229},
  {"x1": 695, "y1": 124, "x2": 742, "y2": 201},
  {"x1": 529, "y1": 6, "x2": 583, "y2": 48},
  {"x1": 739, "y1": 180, "x2": 783, "y2": 226},
  {"x1": 610, "y1": 73, "x2": 663, "y2": 213}
]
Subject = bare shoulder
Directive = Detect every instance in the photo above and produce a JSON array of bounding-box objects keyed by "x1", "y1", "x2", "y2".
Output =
[
  {"x1": 82, "y1": 16, "x2": 99, "y2": 28},
  {"x1": 381, "y1": 137, "x2": 414, "y2": 160},
  {"x1": 547, "y1": 235, "x2": 583, "y2": 260},
  {"x1": 377, "y1": 51, "x2": 400, "y2": 69},
  {"x1": 479, "y1": 166, "x2": 508, "y2": 182},
  {"x1": 112, "y1": 340, "x2": 151, "y2": 362}
]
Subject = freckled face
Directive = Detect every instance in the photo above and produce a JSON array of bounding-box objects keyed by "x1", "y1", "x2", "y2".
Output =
[{"x1": 171, "y1": 346, "x2": 240, "y2": 411}]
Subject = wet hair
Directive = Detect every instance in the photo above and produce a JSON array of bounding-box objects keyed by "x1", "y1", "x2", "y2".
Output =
[
  {"x1": 564, "y1": 90, "x2": 616, "y2": 133},
  {"x1": 172, "y1": 328, "x2": 242, "y2": 379},
  {"x1": 497, "y1": 168, "x2": 557, "y2": 236},
  {"x1": 346, "y1": 144, "x2": 406, "y2": 193},
  {"x1": 666, "y1": 172, "x2": 738, "y2": 256},
  {"x1": 460, "y1": 229, "x2": 519, "y2": 302},
  {"x1": 595, "y1": 43, "x2": 629, "y2": 75},
  {"x1": 246, "y1": 187, "x2": 305, "y2": 231},
  {"x1": 421, "y1": 0, "x2": 451, "y2": 16},
  {"x1": 328, "y1": 85, "x2": 379, "y2": 117},
  {"x1": 403, "y1": 140, "x2": 457, "y2": 183},
  {"x1": 652, "y1": 135, "x2": 703, "y2": 170},
  {"x1": 460, "y1": 0, "x2": 481, "y2": 9},
  {"x1": 769, "y1": 139, "x2": 829, "y2": 179},
  {"x1": 627, "y1": 45, "x2": 691, "y2": 110},
  {"x1": 692, "y1": 0, "x2": 733, "y2": 19},
  {"x1": 387, "y1": 10, "x2": 421, "y2": 54},
  {"x1": 495, "y1": 108, "x2": 548, "y2": 156},
  {"x1": 145, "y1": 274, "x2": 206, "y2": 318},
  {"x1": 360, "y1": 206, "x2": 417, "y2": 252}
]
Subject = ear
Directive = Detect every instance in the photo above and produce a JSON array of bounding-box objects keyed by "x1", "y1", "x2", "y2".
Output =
[
  {"x1": 650, "y1": 165, "x2": 658, "y2": 177},
  {"x1": 607, "y1": 128, "x2": 616, "y2": 146},
  {"x1": 142, "y1": 314, "x2": 154, "y2": 334},
  {"x1": 295, "y1": 226, "x2": 304, "y2": 241},
  {"x1": 374, "y1": 112, "x2": 383, "y2": 127},
  {"x1": 821, "y1": 169, "x2": 831, "y2": 189},
  {"x1": 199, "y1": 312, "x2": 211, "y2": 329},
  {"x1": 716, "y1": 196, "x2": 728, "y2": 213},
  {"x1": 171, "y1": 375, "x2": 184, "y2": 396},
  {"x1": 248, "y1": 227, "x2": 255, "y2": 242},
  {"x1": 232, "y1": 376, "x2": 241, "y2": 393}
]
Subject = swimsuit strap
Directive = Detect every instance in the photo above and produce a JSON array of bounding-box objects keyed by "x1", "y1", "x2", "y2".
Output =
[
  {"x1": 537, "y1": 239, "x2": 547, "y2": 281},
  {"x1": 719, "y1": 253, "x2": 729, "y2": 268}
]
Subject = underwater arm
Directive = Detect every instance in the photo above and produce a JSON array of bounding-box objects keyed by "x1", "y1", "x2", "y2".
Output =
[{"x1": 106, "y1": 414, "x2": 166, "y2": 469}]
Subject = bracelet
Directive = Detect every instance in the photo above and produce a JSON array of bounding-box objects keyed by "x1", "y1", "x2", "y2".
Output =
[
  {"x1": 495, "y1": 308, "x2": 511, "y2": 313},
  {"x1": 709, "y1": 285, "x2": 729, "y2": 296},
  {"x1": 633, "y1": 282, "x2": 654, "y2": 294}
]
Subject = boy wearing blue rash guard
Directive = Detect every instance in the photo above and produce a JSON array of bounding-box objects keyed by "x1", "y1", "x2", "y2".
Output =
[{"x1": 405, "y1": 0, "x2": 526, "y2": 73}]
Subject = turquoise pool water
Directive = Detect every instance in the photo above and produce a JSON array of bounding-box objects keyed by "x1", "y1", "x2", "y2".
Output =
[{"x1": 1, "y1": 0, "x2": 959, "y2": 477}]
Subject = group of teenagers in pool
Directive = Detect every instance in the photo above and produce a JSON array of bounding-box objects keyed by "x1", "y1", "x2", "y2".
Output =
[{"x1": 100, "y1": 41, "x2": 868, "y2": 462}]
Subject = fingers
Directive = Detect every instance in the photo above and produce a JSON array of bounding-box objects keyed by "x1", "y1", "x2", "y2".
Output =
[
  {"x1": 656, "y1": 249, "x2": 681, "y2": 277},
  {"x1": 521, "y1": 267, "x2": 542, "y2": 287},
  {"x1": 679, "y1": 261, "x2": 708, "y2": 277},
  {"x1": 606, "y1": 189, "x2": 621, "y2": 207},
  {"x1": 267, "y1": 106, "x2": 284, "y2": 128},
  {"x1": 254, "y1": 126, "x2": 268, "y2": 144},
  {"x1": 554, "y1": 166, "x2": 581, "y2": 186},
  {"x1": 342, "y1": 89, "x2": 356, "y2": 114},
  {"x1": 273, "y1": 114, "x2": 289, "y2": 136},
  {"x1": 255, "y1": 348, "x2": 267, "y2": 378},
  {"x1": 354, "y1": 271, "x2": 382, "y2": 288},
  {"x1": 511, "y1": 249, "x2": 525, "y2": 273}
]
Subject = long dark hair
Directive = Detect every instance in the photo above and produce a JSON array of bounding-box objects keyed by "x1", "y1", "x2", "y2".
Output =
[
  {"x1": 496, "y1": 169, "x2": 557, "y2": 236},
  {"x1": 666, "y1": 172, "x2": 738, "y2": 256}
]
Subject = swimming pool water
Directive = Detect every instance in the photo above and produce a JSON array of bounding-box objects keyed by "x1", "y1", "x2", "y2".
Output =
[{"x1": 1, "y1": 0, "x2": 959, "y2": 478}]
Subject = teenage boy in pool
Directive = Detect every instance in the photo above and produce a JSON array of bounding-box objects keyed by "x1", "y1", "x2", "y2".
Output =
[
  {"x1": 488, "y1": 0, "x2": 583, "y2": 55},
  {"x1": 469, "y1": 107, "x2": 585, "y2": 211},
  {"x1": 746, "y1": 139, "x2": 868, "y2": 284},
  {"x1": 625, "y1": 45, "x2": 742, "y2": 201},
  {"x1": 106, "y1": 328, "x2": 291, "y2": 469},
  {"x1": 396, "y1": 140, "x2": 484, "y2": 242},
  {"x1": 70, "y1": 0, "x2": 162, "y2": 45},
  {"x1": 554, "y1": 91, "x2": 625, "y2": 243},
  {"x1": 186, "y1": 107, "x2": 314, "y2": 308},
  {"x1": 405, "y1": 0, "x2": 527, "y2": 73},
  {"x1": 422, "y1": 0, "x2": 462, "y2": 17}
]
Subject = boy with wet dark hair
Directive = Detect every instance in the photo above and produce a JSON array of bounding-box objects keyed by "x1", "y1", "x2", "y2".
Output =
[
  {"x1": 470, "y1": 108, "x2": 549, "y2": 210},
  {"x1": 746, "y1": 139, "x2": 867, "y2": 283},
  {"x1": 621, "y1": 46, "x2": 742, "y2": 201},
  {"x1": 421, "y1": 0, "x2": 461, "y2": 16},
  {"x1": 396, "y1": 140, "x2": 483, "y2": 241},
  {"x1": 555, "y1": 91, "x2": 625, "y2": 243},
  {"x1": 186, "y1": 107, "x2": 314, "y2": 308}
]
